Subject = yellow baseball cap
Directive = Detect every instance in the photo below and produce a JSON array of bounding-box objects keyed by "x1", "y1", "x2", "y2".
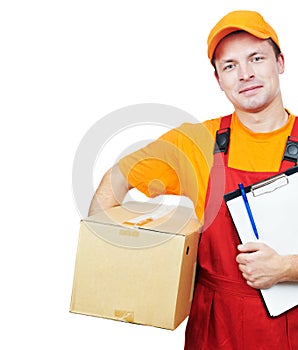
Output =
[{"x1": 207, "y1": 10, "x2": 280, "y2": 61}]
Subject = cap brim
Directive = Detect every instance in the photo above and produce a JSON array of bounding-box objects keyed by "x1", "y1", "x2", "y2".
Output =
[{"x1": 208, "y1": 26, "x2": 271, "y2": 60}]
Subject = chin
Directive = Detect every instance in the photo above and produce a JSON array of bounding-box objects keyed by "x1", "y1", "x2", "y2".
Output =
[{"x1": 238, "y1": 99, "x2": 269, "y2": 113}]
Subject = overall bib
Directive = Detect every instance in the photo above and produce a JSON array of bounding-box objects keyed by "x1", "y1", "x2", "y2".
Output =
[{"x1": 185, "y1": 115, "x2": 298, "y2": 350}]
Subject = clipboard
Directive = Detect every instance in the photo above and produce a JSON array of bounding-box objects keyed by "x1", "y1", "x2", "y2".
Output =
[{"x1": 224, "y1": 166, "x2": 298, "y2": 317}]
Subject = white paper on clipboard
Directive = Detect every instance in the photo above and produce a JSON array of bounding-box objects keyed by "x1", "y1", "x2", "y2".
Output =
[{"x1": 224, "y1": 166, "x2": 298, "y2": 317}]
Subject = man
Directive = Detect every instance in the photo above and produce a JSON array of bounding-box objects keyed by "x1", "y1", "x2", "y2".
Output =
[{"x1": 89, "y1": 10, "x2": 298, "y2": 349}]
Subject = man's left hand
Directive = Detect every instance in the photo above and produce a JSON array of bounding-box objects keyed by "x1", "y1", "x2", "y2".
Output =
[{"x1": 236, "y1": 242, "x2": 286, "y2": 289}]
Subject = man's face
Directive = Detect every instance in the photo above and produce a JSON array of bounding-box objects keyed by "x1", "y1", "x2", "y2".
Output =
[{"x1": 214, "y1": 32, "x2": 284, "y2": 114}]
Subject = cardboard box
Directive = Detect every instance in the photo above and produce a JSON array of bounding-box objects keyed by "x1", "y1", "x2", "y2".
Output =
[{"x1": 70, "y1": 201, "x2": 200, "y2": 330}]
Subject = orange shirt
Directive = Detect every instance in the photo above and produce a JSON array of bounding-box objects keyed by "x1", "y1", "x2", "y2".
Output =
[{"x1": 119, "y1": 111, "x2": 296, "y2": 223}]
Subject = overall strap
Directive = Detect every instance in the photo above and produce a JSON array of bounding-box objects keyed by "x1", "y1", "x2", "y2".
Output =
[
  {"x1": 213, "y1": 114, "x2": 232, "y2": 166},
  {"x1": 280, "y1": 117, "x2": 298, "y2": 172}
]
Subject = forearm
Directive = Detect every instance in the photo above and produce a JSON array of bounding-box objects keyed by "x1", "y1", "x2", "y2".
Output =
[
  {"x1": 280, "y1": 254, "x2": 298, "y2": 282},
  {"x1": 88, "y1": 164, "x2": 132, "y2": 216}
]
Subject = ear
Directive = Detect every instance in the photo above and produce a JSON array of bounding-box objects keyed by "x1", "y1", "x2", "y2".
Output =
[
  {"x1": 277, "y1": 53, "x2": 285, "y2": 74},
  {"x1": 214, "y1": 70, "x2": 223, "y2": 91}
]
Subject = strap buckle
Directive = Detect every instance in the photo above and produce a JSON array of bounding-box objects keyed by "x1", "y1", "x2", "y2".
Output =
[
  {"x1": 214, "y1": 128, "x2": 230, "y2": 154},
  {"x1": 283, "y1": 136, "x2": 298, "y2": 163}
]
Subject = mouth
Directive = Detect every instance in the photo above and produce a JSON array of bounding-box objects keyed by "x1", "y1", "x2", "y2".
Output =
[{"x1": 239, "y1": 85, "x2": 263, "y2": 95}]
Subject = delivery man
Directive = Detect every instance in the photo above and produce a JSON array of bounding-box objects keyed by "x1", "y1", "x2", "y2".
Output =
[{"x1": 89, "y1": 10, "x2": 298, "y2": 349}]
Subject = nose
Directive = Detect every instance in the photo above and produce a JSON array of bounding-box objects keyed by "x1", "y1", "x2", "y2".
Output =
[{"x1": 238, "y1": 62, "x2": 254, "y2": 81}]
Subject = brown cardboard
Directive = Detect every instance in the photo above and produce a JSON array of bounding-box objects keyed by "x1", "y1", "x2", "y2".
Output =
[{"x1": 70, "y1": 201, "x2": 200, "y2": 330}]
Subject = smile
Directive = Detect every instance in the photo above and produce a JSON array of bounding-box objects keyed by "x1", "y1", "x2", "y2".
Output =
[{"x1": 239, "y1": 85, "x2": 263, "y2": 95}]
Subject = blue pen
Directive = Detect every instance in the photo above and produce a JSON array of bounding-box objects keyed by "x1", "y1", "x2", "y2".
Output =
[{"x1": 238, "y1": 183, "x2": 259, "y2": 239}]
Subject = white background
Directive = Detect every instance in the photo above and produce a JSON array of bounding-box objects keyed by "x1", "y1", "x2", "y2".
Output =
[{"x1": 1, "y1": 1, "x2": 298, "y2": 349}]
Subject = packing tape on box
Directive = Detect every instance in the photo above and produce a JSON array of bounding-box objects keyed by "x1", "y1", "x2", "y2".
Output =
[
  {"x1": 122, "y1": 205, "x2": 176, "y2": 227},
  {"x1": 114, "y1": 310, "x2": 134, "y2": 323},
  {"x1": 119, "y1": 229, "x2": 140, "y2": 237}
]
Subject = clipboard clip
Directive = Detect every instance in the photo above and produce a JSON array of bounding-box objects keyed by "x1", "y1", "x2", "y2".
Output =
[{"x1": 251, "y1": 173, "x2": 289, "y2": 197}]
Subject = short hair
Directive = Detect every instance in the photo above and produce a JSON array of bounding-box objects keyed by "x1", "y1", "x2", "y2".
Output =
[{"x1": 211, "y1": 31, "x2": 281, "y2": 75}]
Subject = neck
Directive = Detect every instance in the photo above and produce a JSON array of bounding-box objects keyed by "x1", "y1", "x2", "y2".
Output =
[{"x1": 235, "y1": 100, "x2": 288, "y2": 133}]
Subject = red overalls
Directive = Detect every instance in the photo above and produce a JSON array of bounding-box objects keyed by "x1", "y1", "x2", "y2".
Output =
[{"x1": 185, "y1": 115, "x2": 298, "y2": 350}]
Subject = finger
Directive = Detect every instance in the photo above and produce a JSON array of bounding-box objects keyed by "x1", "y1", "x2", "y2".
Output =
[
  {"x1": 236, "y1": 252, "x2": 252, "y2": 264},
  {"x1": 237, "y1": 242, "x2": 263, "y2": 252},
  {"x1": 238, "y1": 263, "x2": 246, "y2": 273},
  {"x1": 246, "y1": 280, "x2": 257, "y2": 288}
]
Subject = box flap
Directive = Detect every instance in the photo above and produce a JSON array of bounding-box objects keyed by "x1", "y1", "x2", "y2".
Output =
[{"x1": 85, "y1": 201, "x2": 200, "y2": 236}]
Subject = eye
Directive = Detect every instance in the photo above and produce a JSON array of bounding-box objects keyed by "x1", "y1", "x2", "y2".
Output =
[
  {"x1": 223, "y1": 63, "x2": 235, "y2": 71},
  {"x1": 251, "y1": 56, "x2": 264, "y2": 63}
]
